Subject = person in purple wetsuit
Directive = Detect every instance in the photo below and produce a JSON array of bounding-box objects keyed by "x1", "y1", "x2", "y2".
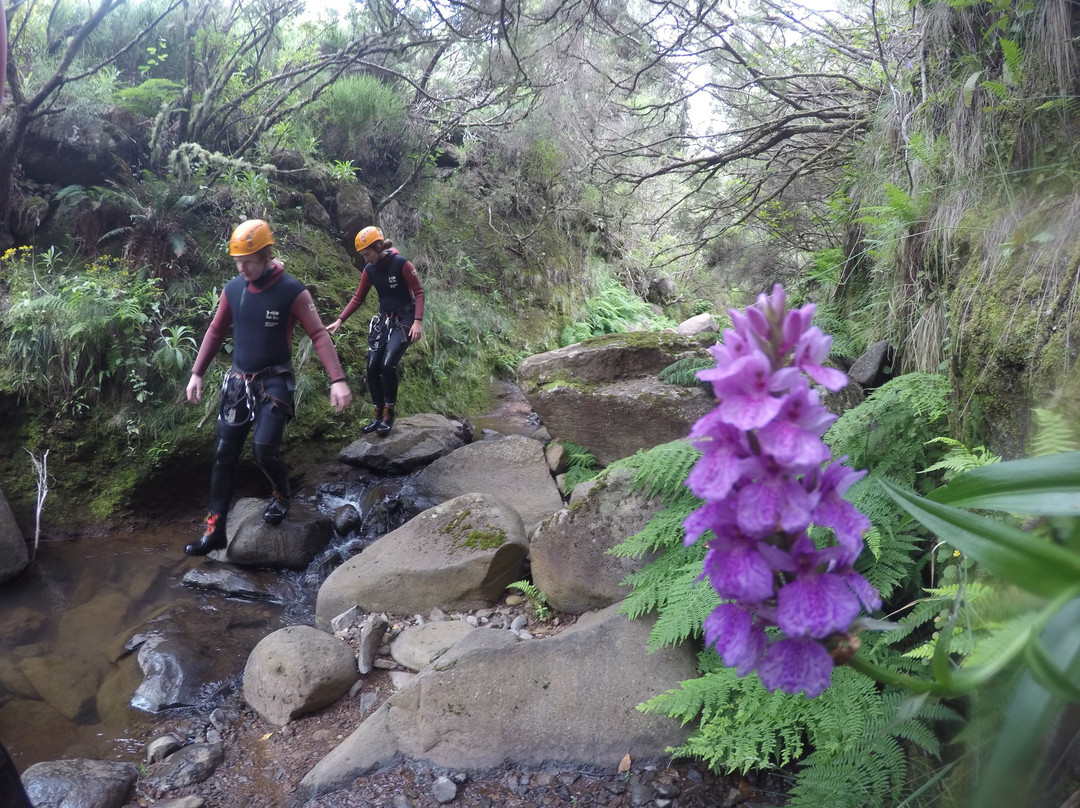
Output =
[
  {"x1": 326, "y1": 226, "x2": 424, "y2": 436},
  {"x1": 183, "y1": 220, "x2": 352, "y2": 556}
]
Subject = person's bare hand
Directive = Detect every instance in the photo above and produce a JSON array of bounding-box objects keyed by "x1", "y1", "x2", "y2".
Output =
[
  {"x1": 330, "y1": 381, "x2": 352, "y2": 413},
  {"x1": 186, "y1": 374, "x2": 203, "y2": 403}
]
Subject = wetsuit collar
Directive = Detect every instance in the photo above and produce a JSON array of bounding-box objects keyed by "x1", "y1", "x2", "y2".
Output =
[{"x1": 250, "y1": 259, "x2": 284, "y2": 290}]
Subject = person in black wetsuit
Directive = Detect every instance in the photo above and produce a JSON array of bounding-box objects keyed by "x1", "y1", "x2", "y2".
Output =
[
  {"x1": 326, "y1": 226, "x2": 424, "y2": 436},
  {"x1": 183, "y1": 219, "x2": 352, "y2": 556}
]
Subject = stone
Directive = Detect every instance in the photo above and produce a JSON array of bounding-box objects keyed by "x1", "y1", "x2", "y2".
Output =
[
  {"x1": 516, "y1": 333, "x2": 715, "y2": 465},
  {"x1": 243, "y1": 625, "x2": 358, "y2": 726},
  {"x1": 409, "y1": 436, "x2": 564, "y2": 533},
  {"x1": 339, "y1": 414, "x2": 467, "y2": 474},
  {"x1": 143, "y1": 743, "x2": 224, "y2": 791},
  {"x1": 21, "y1": 758, "x2": 138, "y2": 808},
  {"x1": 357, "y1": 613, "x2": 389, "y2": 675},
  {"x1": 531, "y1": 462, "x2": 663, "y2": 614},
  {"x1": 297, "y1": 603, "x2": 697, "y2": 802},
  {"x1": 315, "y1": 492, "x2": 529, "y2": 627},
  {"x1": 676, "y1": 313, "x2": 719, "y2": 335},
  {"x1": 390, "y1": 621, "x2": 475, "y2": 671},
  {"x1": 0, "y1": 485, "x2": 28, "y2": 585},
  {"x1": 224, "y1": 499, "x2": 334, "y2": 570}
]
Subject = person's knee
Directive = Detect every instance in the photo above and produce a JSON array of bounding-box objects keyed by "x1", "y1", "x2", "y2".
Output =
[{"x1": 252, "y1": 442, "x2": 283, "y2": 468}]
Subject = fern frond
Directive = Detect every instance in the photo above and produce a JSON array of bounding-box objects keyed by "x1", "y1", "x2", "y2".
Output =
[
  {"x1": 921, "y1": 437, "x2": 1001, "y2": 480},
  {"x1": 1029, "y1": 408, "x2": 1080, "y2": 456},
  {"x1": 659, "y1": 356, "x2": 716, "y2": 387}
]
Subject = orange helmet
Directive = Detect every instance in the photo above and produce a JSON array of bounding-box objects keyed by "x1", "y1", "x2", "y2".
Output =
[
  {"x1": 354, "y1": 226, "x2": 384, "y2": 252},
  {"x1": 229, "y1": 219, "x2": 274, "y2": 256}
]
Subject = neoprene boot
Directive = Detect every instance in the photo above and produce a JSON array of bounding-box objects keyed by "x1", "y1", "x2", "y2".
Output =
[
  {"x1": 184, "y1": 512, "x2": 226, "y2": 556},
  {"x1": 264, "y1": 490, "x2": 290, "y2": 525},
  {"x1": 361, "y1": 405, "x2": 385, "y2": 434},
  {"x1": 375, "y1": 405, "x2": 395, "y2": 435}
]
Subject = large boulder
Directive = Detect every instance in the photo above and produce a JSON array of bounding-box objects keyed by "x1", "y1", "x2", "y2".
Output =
[
  {"x1": 530, "y1": 461, "x2": 664, "y2": 614},
  {"x1": 297, "y1": 603, "x2": 697, "y2": 802},
  {"x1": 21, "y1": 107, "x2": 143, "y2": 188},
  {"x1": 0, "y1": 485, "x2": 28, "y2": 585},
  {"x1": 516, "y1": 332, "x2": 715, "y2": 465},
  {"x1": 408, "y1": 435, "x2": 564, "y2": 533},
  {"x1": 339, "y1": 414, "x2": 468, "y2": 474},
  {"x1": 21, "y1": 758, "x2": 139, "y2": 808},
  {"x1": 315, "y1": 492, "x2": 529, "y2": 629},
  {"x1": 243, "y1": 625, "x2": 358, "y2": 726},
  {"x1": 336, "y1": 184, "x2": 375, "y2": 239}
]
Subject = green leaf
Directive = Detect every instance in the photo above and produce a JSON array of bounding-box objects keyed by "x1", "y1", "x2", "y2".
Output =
[
  {"x1": 1024, "y1": 636, "x2": 1080, "y2": 702},
  {"x1": 926, "y1": 451, "x2": 1080, "y2": 515},
  {"x1": 879, "y1": 477, "x2": 1080, "y2": 597}
]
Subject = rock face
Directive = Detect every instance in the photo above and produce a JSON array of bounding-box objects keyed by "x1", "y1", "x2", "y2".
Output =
[
  {"x1": 530, "y1": 463, "x2": 663, "y2": 614},
  {"x1": 297, "y1": 603, "x2": 698, "y2": 802},
  {"x1": 516, "y1": 332, "x2": 716, "y2": 465},
  {"x1": 409, "y1": 435, "x2": 565, "y2": 533},
  {"x1": 243, "y1": 626, "x2": 358, "y2": 726},
  {"x1": 0, "y1": 485, "x2": 28, "y2": 585},
  {"x1": 314, "y1": 492, "x2": 529, "y2": 629}
]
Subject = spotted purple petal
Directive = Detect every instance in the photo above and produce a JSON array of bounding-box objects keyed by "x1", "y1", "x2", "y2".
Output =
[
  {"x1": 757, "y1": 637, "x2": 834, "y2": 698},
  {"x1": 703, "y1": 538, "x2": 776, "y2": 602},
  {"x1": 776, "y1": 573, "x2": 861, "y2": 638},
  {"x1": 704, "y1": 603, "x2": 767, "y2": 676}
]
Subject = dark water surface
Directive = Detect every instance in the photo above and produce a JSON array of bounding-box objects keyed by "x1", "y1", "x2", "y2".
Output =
[{"x1": 0, "y1": 521, "x2": 306, "y2": 772}]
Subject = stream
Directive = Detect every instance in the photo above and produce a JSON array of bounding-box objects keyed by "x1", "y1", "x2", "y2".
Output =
[{"x1": 0, "y1": 405, "x2": 538, "y2": 775}]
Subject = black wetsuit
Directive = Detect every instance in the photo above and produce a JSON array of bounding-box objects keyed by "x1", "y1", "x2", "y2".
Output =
[
  {"x1": 192, "y1": 261, "x2": 346, "y2": 519},
  {"x1": 336, "y1": 249, "x2": 424, "y2": 410}
]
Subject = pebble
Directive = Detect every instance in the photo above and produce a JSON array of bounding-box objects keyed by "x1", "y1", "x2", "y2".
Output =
[
  {"x1": 432, "y1": 775, "x2": 458, "y2": 803},
  {"x1": 505, "y1": 594, "x2": 526, "y2": 606},
  {"x1": 510, "y1": 614, "x2": 528, "y2": 631}
]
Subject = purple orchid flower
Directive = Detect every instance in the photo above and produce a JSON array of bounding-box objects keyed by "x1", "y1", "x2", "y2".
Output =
[{"x1": 685, "y1": 285, "x2": 880, "y2": 698}]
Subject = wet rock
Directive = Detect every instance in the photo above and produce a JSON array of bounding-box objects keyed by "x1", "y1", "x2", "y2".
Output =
[
  {"x1": 143, "y1": 742, "x2": 224, "y2": 791},
  {"x1": 332, "y1": 504, "x2": 362, "y2": 535},
  {"x1": 131, "y1": 633, "x2": 214, "y2": 712},
  {"x1": 181, "y1": 564, "x2": 279, "y2": 601},
  {"x1": 0, "y1": 485, "x2": 29, "y2": 585},
  {"x1": 17, "y1": 655, "x2": 100, "y2": 722},
  {"x1": 243, "y1": 625, "x2": 358, "y2": 726},
  {"x1": 339, "y1": 414, "x2": 467, "y2": 474},
  {"x1": 21, "y1": 758, "x2": 138, "y2": 808},
  {"x1": 225, "y1": 499, "x2": 334, "y2": 570}
]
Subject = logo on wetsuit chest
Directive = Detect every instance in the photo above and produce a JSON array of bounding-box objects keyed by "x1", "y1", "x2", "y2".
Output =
[{"x1": 265, "y1": 309, "x2": 281, "y2": 327}]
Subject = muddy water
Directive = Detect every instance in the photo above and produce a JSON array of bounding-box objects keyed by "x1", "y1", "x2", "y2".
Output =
[{"x1": 0, "y1": 522, "x2": 307, "y2": 771}]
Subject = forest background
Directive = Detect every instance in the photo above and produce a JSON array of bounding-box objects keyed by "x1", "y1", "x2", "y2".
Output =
[{"x1": 0, "y1": 0, "x2": 1078, "y2": 807}]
